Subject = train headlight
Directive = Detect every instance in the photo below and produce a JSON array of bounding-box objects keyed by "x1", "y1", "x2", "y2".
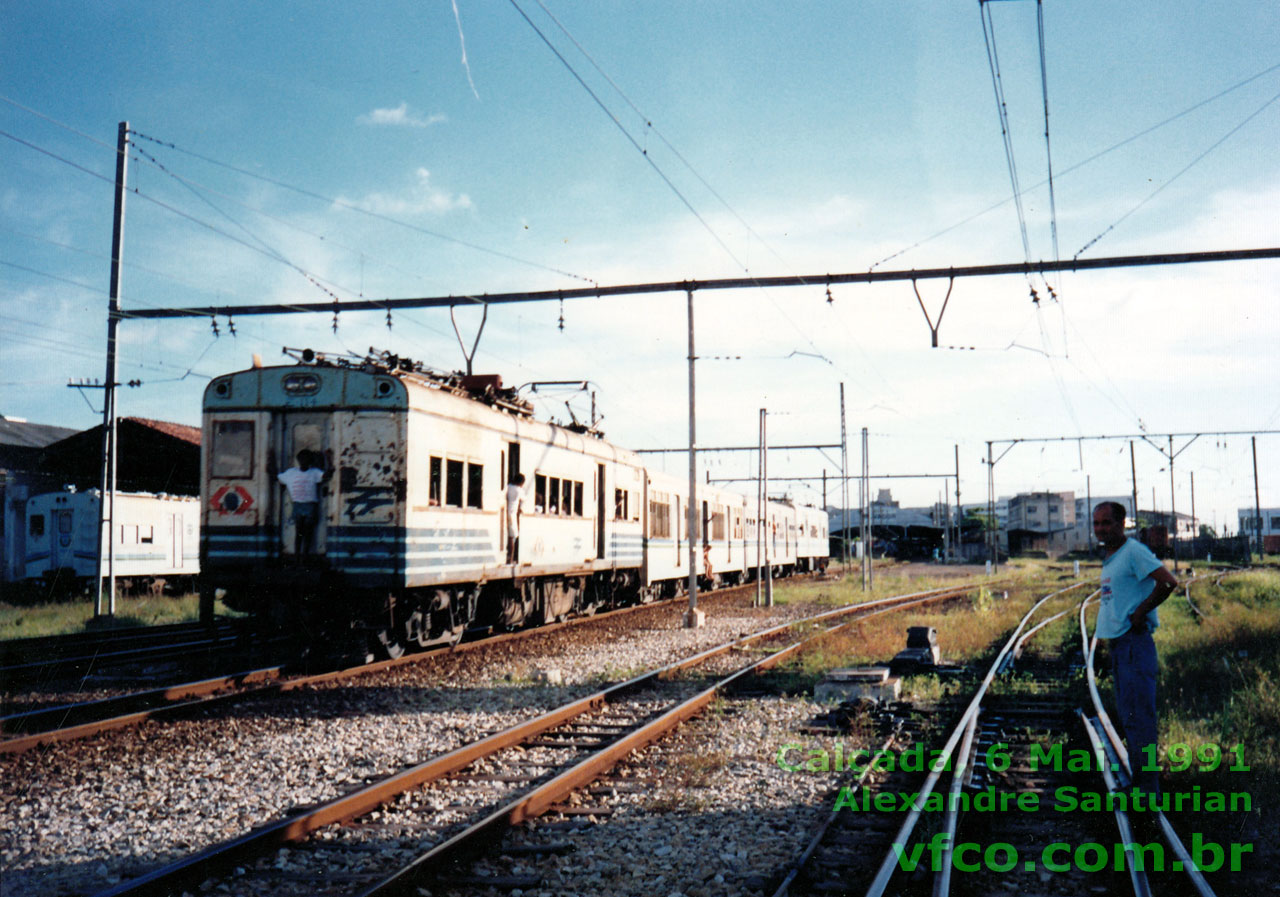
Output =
[{"x1": 282, "y1": 373, "x2": 320, "y2": 396}]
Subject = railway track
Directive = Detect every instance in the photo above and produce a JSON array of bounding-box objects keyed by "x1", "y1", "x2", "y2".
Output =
[
  {"x1": 79, "y1": 581, "x2": 987, "y2": 897},
  {"x1": 0, "y1": 571, "x2": 867, "y2": 753},
  {"x1": 765, "y1": 584, "x2": 1225, "y2": 897},
  {"x1": 0, "y1": 619, "x2": 254, "y2": 693}
]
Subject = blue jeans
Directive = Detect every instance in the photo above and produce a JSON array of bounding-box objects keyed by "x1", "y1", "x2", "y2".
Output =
[{"x1": 1110, "y1": 627, "x2": 1159, "y2": 793}]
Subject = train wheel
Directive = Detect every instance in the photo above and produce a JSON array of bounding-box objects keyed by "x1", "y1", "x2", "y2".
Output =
[
  {"x1": 375, "y1": 627, "x2": 405, "y2": 660},
  {"x1": 405, "y1": 610, "x2": 428, "y2": 648}
]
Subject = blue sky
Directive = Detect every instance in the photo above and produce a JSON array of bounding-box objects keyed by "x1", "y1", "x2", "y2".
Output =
[{"x1": 3, "y1": 1, "x2": 1278, "y2": 531}]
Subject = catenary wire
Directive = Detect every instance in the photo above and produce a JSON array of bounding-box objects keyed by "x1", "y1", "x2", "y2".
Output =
[
  {"x1": 508, "y1": 0, "x2": 865, "y2": 390},
  {"x1": 1074, "y1": 86, "x2": 1280, "y2": 258},
  {"x1": 126, "y1": 132, "x2": 592, "y2": 285},
  {"x1": 869, "y1": 59, "x2": 1280, "y2": 271}
]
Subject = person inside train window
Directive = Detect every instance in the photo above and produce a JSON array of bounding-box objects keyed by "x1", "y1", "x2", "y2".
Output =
[
  {"x1": 278, "y1": 449, "x2": 331, "y2": 556},
  {"x1": 506, "y1": 472, "x2": 526, "y2": 563}
]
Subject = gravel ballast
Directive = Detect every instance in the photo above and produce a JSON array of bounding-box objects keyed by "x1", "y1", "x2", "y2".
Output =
[{"x1": 1, "y1": 591, "x2": 839, "y2": 896}]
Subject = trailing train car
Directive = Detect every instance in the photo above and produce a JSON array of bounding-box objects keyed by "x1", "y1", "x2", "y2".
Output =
[
  {"x1": 200, "y1": 351, "x2": 830, "y2": 657},
  {"x1": 21, "y1": 488, "x2": 199, "y2": 592},
  {"x1": 796, "y1": 503, "x2": 830, "y2": 573}
]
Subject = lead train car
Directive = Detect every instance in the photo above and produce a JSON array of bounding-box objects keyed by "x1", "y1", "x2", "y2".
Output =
[{"x1": 201, "y1": 357, "x2": 826, "y2": 656}]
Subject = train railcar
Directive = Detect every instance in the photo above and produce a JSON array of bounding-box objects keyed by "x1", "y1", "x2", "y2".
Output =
[
  {"x1": 202, "y1": 354, "x2": 682, "y2": 656},
  {"x1": 22, "y1": 488, "x2": 199, "y2": 592},
  {"x1": 200, "y1": 351, "x2": 831, "y2": 657}
]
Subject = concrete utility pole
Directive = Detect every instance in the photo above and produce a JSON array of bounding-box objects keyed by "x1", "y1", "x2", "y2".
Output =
[
  {"x1": 755, "y1": 408, "x2": 767, "y2": 607},
  {"x1": 1083, "y1": 474, "x2": 1091, "y2": 552},
  {"x1": 763, "y1": 409, "x2": 773, "y2": 606},
  {"x1": 1130, "y1": 441, "x2": 1139, "y2": 531},
  {"x1": 954, "y1": 444, "x2": 961, "y2": 562},
  {"x1": 94, "y1": 121, "x2": 128, "y2": 618},
  {"x1": 1190, "y1": 471, "x2": 1197, "y2": 546},
  {"x1": 685, "y1": 289, "x2": 702, "y2": 627},
  {"x1": 1253, "y1": 436, "x2": 1264, "y2": 559},
  {"x1": 987, "y1": 441, "x2": 996, "y2": 571},
  {"x1": 1169, "y1": 435, "x2": 1179, "y2": 571},
  {"x1": 861, "y1": 427, "x2": 871, "y2": 590},
  {"x1": 839, "y1": 383, "x2": 849, "y2": 572}
]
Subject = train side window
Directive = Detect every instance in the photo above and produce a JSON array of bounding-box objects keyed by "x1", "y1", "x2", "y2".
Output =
[
  {"x1": 466, "y1": 463, "x2": 483, "y2": 509},
  {"x1": 30, "y1": 515, "x2": 45, "y2": 537},
  {"x1": 648, "y1": 492, "x2": 670, "y2": 538},
  {"x1": 211, "y1": 420, "x2": 254, "y2": 478},
  {"x1": 614, "y1": 488, "x2": 627, "y2": 520},
  {"x1": 711, "y1": 509, "x2": 726, "y2": 541},
  {"x1": 573, "y1": 482, "x2": 583, "y2": 517},
  {"x1": 429, "y1": 457, "x2": 442, "y2": 505},
  {"x1": 535, "y1": 474, "x2": 547, "y2": 513},
  {"x1": 560, "y1": 479, "x2": 572, "y2": 516},
  {"x1": 140, "y1": 525, "x2": 154, "y2": 544},
  {"x1": 548, "y1": 477, "x2": 561, "y2": 514},
  {"x1": 445, "y1": 459, "x2": 464, "y2": 507}
]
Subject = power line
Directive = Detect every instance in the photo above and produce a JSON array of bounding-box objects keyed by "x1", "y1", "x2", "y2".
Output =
[
  {"x1": 127, "y1": 131, "x2": 593, "y2": 284},
  {"x1": 979, "y1": 0, "x2": 1033, "y2": 265},
  {"x1": 869, "y1": 59, "x2": 1280, "y2": 271},
  {"x1": 1074, "y1": 86, "x2": 1280, "y2": 258}
]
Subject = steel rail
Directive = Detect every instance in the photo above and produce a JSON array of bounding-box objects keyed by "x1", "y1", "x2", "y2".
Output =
[
  {"x1": 0, "y1": 666, "x2": 286, "y2": 752},
  {"x1": 861, "y1": 581, "x2": 1088, "y2": 897},
  {"x1": 768, "y1": 729, "x2": 902, "y2": 897},
  {"x1": 1080, "y1": 712, "x2": 1155, "y2": 897},
  {"x1": 0, "y1": 624, "x2": 246, "y2": 686},
  {"x1": 87, "y1": 581, "x2": 987, "y2": 897},
  {"x1": 1078, "y1": 595, "x2": 1217, "y2": 897},
  {"x1": 0, "y1": 570, "x2": 829, "y2": 752},
  {"x1": 1, "y1": 579, "x2": 781, "y2": 752},
  {"x1": 352, "y1": 584, "x2": 988, "y2": 897}
]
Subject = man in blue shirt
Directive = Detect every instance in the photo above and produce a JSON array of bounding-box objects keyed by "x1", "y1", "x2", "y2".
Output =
[{"x1": 1093, "y1": 501, "x2": 1178, "y2": 793}]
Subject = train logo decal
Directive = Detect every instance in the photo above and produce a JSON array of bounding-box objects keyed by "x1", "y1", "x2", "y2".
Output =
[
  {"x1": 211, "y1": 485, "x2": 254, "y2": 515},
  {"x1": 344, "y1": 486, "x2": 396, "y2": 521}
]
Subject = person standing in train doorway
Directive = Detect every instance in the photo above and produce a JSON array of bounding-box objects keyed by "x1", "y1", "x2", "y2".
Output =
[
  {"x1": 506, "y1": 473, "x2": 526, "y2": 564},
  {"x1": 1092, "y1": 500, "x2": 1178, "y2": 793},
  {"x1": 278, "y1": 449, "x2": 331, "y2": 558}
]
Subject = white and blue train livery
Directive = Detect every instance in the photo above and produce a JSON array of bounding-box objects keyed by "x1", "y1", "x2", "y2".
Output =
[
  {"x1": 200, "y1": 351, "x2": 828, "y2": 657},
  {"x1": 22, "y1": 488, "x2": 199, "y2": 592}
]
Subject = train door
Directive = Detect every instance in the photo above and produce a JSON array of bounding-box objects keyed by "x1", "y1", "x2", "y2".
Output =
[
  {"x1": 675, "y1": 496, "x2": 682, "y2": 565},
  {"x1": 277, "y1": 413, "x2": 330, "y2": 556},
  {"x1": 596, "y1": 464, "x2": 606, "y2": 560},
  {"x1": 172, "y1": 511, "x2": 185, "y2": 569},
  {"x1": 51, "y1": 508, "x2": 75, "y2": 571}
]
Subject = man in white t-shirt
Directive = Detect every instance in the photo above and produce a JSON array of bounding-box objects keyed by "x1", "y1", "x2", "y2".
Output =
[
  {"x1": 278, "y1": 449, "x2": 330, "y2": 556},
  {"x1": 1093, "y1": 501, "x2": 1178, "y2": 793},
  {"x1": 506, "y1": 473, "x2": 526, "y2": 564}
]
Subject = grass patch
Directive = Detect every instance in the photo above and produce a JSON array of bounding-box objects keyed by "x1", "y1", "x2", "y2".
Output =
[
  {"x1": 770, "y1": 563, "x2": 1012, "y2": 610},
  {"x1": 778, "y1": 576, "x2": 1068, "y2": 689},
  {"x1": 0, "y1": 593, "x2": 242, "y2": 640},
  {"x1": 1153, "y1": 569, "x2": 1280, "y2": 816}
]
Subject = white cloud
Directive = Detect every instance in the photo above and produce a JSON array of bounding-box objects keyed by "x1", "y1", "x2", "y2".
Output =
[
  {"x1": 336, "y1": 168, "x2": 472, "y2": 216},
  {"x1": 357, "y1": 103, "x2": 446, "y2": 128}
]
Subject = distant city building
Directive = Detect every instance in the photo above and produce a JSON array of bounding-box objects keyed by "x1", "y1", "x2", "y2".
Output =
[
  {"x1": 1238, "y1": 507, "x2": 1280, "y2": 553},
  {"x1": 1006, "y1": 491, "x2": 1075, "y2": 555}
]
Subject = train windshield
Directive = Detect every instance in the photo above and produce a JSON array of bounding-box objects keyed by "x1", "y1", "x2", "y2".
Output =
[{"x1": 211, "y1": 421, "x2": 254, "y2": 478}]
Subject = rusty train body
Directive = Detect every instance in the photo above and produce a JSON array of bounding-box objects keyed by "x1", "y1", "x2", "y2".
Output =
[{"x1": 200, "y1": 353, "x2": 827, "y2": 657}]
